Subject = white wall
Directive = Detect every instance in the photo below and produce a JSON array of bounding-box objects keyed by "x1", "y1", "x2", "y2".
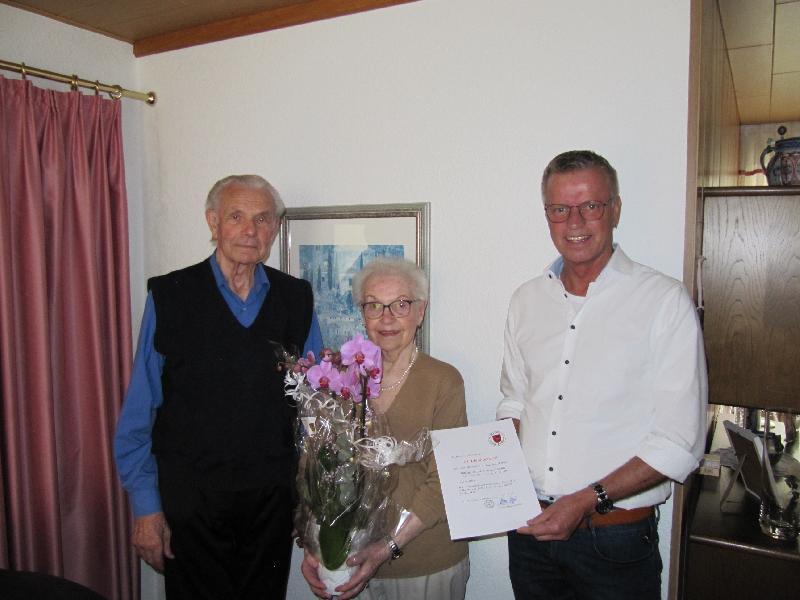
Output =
[{"x1": 3, "y1": 1, "x2": 693, "y2": 598}]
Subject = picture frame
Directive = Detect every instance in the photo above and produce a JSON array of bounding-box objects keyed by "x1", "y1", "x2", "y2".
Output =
[
  {"x1": 280, "y1": 203, "x2": 430, "y2": 353},
  {"x1": 723, "y1": 420, "x2": 778, "y2": 503}
]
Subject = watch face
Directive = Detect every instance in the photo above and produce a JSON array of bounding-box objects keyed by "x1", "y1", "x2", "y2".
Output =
[
  {"x1": 596, "y1": 499, "x2": 614, "y2": 514},
  {"x1": 592, "y1": 483, "x2": 613, "y2": 514}
]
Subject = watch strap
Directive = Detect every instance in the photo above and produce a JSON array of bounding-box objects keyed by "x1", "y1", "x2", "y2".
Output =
[
  {"x1": 591, "y1": 482, "x2": 614, "y2": 514},
  {"x1": 386, "y1": 536, "x2": 403, "y2": 560}
]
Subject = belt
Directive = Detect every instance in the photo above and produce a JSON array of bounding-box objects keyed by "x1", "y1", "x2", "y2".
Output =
[{"x1": 539, "y1": 501, "x2": 654, "y2": 528}]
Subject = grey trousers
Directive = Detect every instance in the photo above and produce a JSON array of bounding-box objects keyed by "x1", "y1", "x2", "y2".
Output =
[{"x1": 358, "y1": 556, "x2": 469, "y2": 600}]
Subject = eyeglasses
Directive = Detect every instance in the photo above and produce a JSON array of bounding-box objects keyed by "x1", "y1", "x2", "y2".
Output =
[
  {"x1": 544, "y1": 199, "x2": 613, "y2": 223},
  {"x1": 361, "y1": 298, "x2": 418, "y2": 319}
]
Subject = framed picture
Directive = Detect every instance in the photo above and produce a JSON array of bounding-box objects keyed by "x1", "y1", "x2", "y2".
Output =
[
  {"x1": 280, "y1": 203, "x2": 430, "y2": 353},
  {"x1": 723, "y1": 420, "x2": 780, "y2": 503}
]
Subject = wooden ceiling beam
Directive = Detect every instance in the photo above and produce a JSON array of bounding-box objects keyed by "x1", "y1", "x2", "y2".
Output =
[{"x1": 133, "y1": 0, "x2": 418, "y2": 57}]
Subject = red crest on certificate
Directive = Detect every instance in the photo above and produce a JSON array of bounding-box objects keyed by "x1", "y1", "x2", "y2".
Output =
[{"x1": 489, "y1": 431, "x2": 504, "y2": 446}]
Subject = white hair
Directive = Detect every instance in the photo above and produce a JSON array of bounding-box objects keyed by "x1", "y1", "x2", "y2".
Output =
[
  {"x1": 205, "y1": 174, "x2": 286, "y2": 217},
  {"x1": 351, "y1": 257, "x2": 428, "y2": 303}
]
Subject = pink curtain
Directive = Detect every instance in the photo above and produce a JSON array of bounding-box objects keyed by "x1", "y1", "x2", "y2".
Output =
[{"x1": 0, "y1": 76, "x2": 137, "y2": 600}]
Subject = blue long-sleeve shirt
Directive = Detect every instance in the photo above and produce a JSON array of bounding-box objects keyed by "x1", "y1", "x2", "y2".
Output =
[{"x1": 114, "y1": 254, "x2": 323, "y2": 517}]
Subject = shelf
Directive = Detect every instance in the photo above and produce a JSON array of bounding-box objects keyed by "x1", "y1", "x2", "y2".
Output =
[{"x1": 689, "y1": 470, "x2": 800, "y2": 561}]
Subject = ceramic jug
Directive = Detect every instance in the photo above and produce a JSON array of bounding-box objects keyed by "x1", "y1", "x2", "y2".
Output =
[{"x1": 760, "y1": 126, "x2": 800, "y2": 186}]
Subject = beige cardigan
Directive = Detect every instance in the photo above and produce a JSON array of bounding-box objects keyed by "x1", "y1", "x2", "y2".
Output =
[{"x1": 374, "y1": 352, "x2": 469, "y2": 579}]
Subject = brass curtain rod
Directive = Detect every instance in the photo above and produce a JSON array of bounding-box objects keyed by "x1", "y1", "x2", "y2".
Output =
[{"x1": 0, "y1": 59, "x2": 156, "y2": 105}]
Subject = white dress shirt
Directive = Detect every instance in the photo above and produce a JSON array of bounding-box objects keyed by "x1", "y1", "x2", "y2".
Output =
[{"x1": 496, "y1": 246, "x2": 707, "y2": 509}]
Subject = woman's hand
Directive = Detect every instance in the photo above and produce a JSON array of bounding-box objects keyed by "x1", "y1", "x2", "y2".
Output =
[
  {"x1": 334, "y1": 540, "x2": 392, "y2": 600},
  {"x1": 301, "y1": 550, "x2": 331, "y2": 599}
]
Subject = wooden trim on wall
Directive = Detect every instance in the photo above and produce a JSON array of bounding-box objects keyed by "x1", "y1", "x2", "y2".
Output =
[
  {"x1": 681, "y1": 0, "x2": 702, "y2": 298},
  {"x1": 133, "y1": 0, "x2": 419, "y2": 57},
  {"x1": 670, "y1": 1, "x2": 703, "y2": 599}
]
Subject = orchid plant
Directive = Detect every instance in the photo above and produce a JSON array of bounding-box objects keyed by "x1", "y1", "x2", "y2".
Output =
[
  {"x1": 283, "y1": 335, "x2": 388, "y2": 577},
  {"x1": 281, "y1": 334, "x2": 431, "y2": 593}
]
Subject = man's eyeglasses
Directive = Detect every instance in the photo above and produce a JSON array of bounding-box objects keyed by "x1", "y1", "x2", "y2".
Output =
[
  {"x1": 361, "y1": 299, "x2": 418, "y2": 319},
  {"x1": 544, "y1": 199, "x2": 613, "y2": 223}
]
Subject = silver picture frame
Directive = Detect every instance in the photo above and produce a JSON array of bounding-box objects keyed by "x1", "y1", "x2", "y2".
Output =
[{"x1": 280, "y1": 203, "x2": 430, "y2": 353}]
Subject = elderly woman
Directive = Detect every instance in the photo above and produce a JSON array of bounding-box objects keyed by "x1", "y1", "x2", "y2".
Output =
[{"x1": 302, "y1": 257, "x2": 469, "y2": 600}]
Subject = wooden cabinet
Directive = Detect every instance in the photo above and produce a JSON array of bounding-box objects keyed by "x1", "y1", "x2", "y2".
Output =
[
  {"x1": 682, "y1": 187, "x2": 800, "y2": 598},
  {"x1": 684, "y1": 471, "x2": 800, "y2": 599},
  {"x1": 700, "y1": 187, "x2": 800, "y2": 411}
]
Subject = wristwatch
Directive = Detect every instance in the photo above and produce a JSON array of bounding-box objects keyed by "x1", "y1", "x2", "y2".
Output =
[
  {"x1": 591, "y1": 482, "x2": 614, "y2": 514},
  {"x1": 386, "y1": 536, "x2": 403, "y2": 561}
]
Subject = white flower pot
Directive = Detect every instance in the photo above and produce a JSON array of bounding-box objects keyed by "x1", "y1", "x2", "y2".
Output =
[{"x1": 317, "y1": 562, "x2": 357, "y2": 596}]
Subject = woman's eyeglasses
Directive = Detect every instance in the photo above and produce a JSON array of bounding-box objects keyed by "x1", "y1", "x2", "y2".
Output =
[{"x1": 361, "y1": 299, "x2": 418, "y2": 319}]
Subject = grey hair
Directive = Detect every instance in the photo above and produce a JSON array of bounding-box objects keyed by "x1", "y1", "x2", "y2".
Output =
[
  {"x1": 205, "y1": 174, "x2": 286, "y2": 217},
  {"x1": 351, "y1": 257, "x2": 429, "y2": 304},
  {"x1": 540, "y1": 150, "x2": 620, "y2": 202}
]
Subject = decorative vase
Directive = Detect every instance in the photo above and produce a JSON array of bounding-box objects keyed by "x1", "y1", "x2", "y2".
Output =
[{"x1": 760, "y1": 126, "x2": 800, "y2": 186}]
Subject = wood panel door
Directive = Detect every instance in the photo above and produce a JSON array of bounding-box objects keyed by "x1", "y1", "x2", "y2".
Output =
[{"x1": 701, "y1": 188, "x2": 800, "y2": 411}]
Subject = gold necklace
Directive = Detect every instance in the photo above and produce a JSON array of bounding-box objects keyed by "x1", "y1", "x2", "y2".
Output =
[{"x1": 380, "y1": 346, "x2": 418, "y2": 392}]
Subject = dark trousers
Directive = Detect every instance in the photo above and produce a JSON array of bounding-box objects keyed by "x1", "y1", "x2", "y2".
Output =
[
  {"x1": 508, "y1": 514, "x2": 662, "y2": 600},
  {"x1": 162, "y1": 483, "x2": 293, "y2": 600}
]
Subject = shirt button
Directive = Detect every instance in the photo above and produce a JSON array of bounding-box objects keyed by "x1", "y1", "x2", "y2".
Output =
[
  {"x1": 549, "y1": 496, "x2": 555, "y2": 502},
  {"x1": 558, "y1": 394, "x2": 563, "y2": 400},
  {"x1": 563, "y1": 293, "x2": 568, "y2": 298},
  {"x1": 551, "y1": 431, "x2": 557, "y2": 436},
  {"x1": 564, "y1": 360, "x2": 570, "y2": 365},
  {"x1": 548, "y1": 467, "x2": 554, "y2": 472},
  {"x1": 570, "y1": 324, "x2": 576, "y2": 330}
]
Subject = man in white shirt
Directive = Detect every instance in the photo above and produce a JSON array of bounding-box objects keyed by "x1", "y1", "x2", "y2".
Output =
[{"x1": 496, "y1": 150, "x2": 707, "y2": 599}]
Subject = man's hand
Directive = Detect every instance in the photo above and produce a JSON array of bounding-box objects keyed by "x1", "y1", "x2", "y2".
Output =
[
  {"x1": 517, "y1": 488, "x2": 595, "y2": 541},
  {"x1": 132, "y1": 512, "x2": 173, "y2": 573},
  {"x1": 519, "y1": 458, "x2": 667, "y2": 541},
  {"x1": 301, "y1": 551, "x2": 331, "y2": 599},
  {"x1": 333, "y1": 540, "x2": 392, "y2": 600}
]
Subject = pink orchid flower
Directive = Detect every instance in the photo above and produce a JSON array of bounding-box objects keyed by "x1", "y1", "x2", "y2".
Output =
[
  {"x1": 366, "y1": 366, "x2": 381, "y2": 399},
  {"x1": 306, "y1": 360, "x2": 343, "y2": 394},
  {"x1": 340, "y1": 334, "x2": 382, "y2": 376},
  {"x1": 295, "y1": 351, "x2": 316, "y2": 374},
  {"x1": 366, "y1": 376, "x2": 381, "y2": 400},
  {"x1": 341, "y1": 364, "x2": 363, "y2": 403}
]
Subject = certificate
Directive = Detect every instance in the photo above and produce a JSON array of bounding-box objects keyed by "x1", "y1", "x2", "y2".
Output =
[{"x1": 432, "y1": 419, "x2": 540, "y2": 540}]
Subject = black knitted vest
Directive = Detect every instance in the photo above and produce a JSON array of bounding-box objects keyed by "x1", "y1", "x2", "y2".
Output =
[{"x1": 148, "y1": 259, "x2": 312, "y2": 491}]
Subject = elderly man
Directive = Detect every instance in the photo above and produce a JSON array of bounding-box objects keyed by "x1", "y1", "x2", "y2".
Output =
[
  {"x1": 496, "y1": 150, "x2": 707, "y2": 599},
  {"x1": 115, "y1": 175, "x2": 322, "y2": 600}
]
